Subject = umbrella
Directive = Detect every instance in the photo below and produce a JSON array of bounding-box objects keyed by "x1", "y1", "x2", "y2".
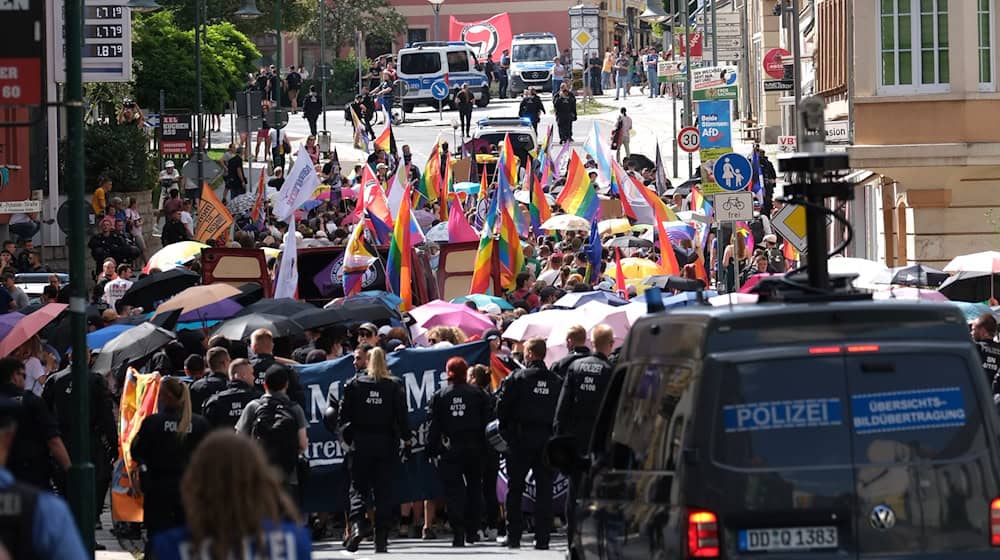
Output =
[
  {"x1": 621, "y1": 300, "x2": 648, "y2": 324},
  {"x1": 554, "y1": 290, "x2": 629, "y2": 309},
  {"x1": 92, "y1": 323, "x2": 176, "y2": 374},
  {"x1": 144, "y1": 241, "x2": 209, "y2": 273},
  {"x1": 212, "y1": 313, "x2": 305, "y2": 340},
  {"x1": 453, "y1": 181, "x2": 481, "y2": 195},
  {"x1": 450, "y1": 294, "x2": 514, "y2": 311},
  {"x1": 950, "y1": 301, "x2": 996, "y2": 323},
  {"x1": 938, "y1": 271, "x2": 1000, "y2": 303},
  {"x1": 86, "y1": 323, "x2": 136, "y2": 351},
  {"x1": 662, "y1": 291, "x2": 716, "y2": 308},
  {"x1": 641, "y1": 221, "x2": 695, "y2": 242},
  {"x1": 873, "y1": 264, "x2": 949, "y2": 288},
  {"x1": 826, "y1": 257, "x2": 888, "y2": 288},
  {"x1": 426, "y1": 222, "x2": 449, "y2": 243},
  {"x1": 292, "y1": 307, "x2": 348, "y2": 330},
  {"x1": 237, "y1": 297, "x2": 316, "y2": 317},
  {"x1": 409, "y1": 300, "x2": 495, "y2": 338},
  {"x1": 360, "y1": 291, "x2": 404, "y2": 309},
  {"x1": 0, "y1": 303, "x2": 67, "y2": 356},
  {"x1": 545, "y1": 301, "x2": 630, "y2": 365},
  {"x1": 502, "y1": 308, "x2": 578, "y2": 341},
  {"x1": 226, "y1": 193, "x2": 256, "y2": 216},
  {"x1": 0, "y1": 312, "x2": 25, "y2": 341},
  {"x1": 325, "y1": 294, "x2": 401, "y2": 324},
  {"x1": 619, "y1": 257, "x2": 661, "y2": 280},
  {"x1": 513, "y1": 190, "x2": 555, "y2": 206},
  {"x1": 154, "y1": 284, "x2": 244, "y2": 322},
  {"x1": 739, "y1": 273, "x2": 778, "y2": 294},
  {"x1": 119, "y1": 268, "x2": 201, "y2": 310},
  {"x1": 643, "y1": 274, "x2": 707, "y2": 292},
  {"x1": 944, "y1": 251, "x2": 1000, "y2": 274},
  {"x1": 872, "y1": 287, "x2": 949, "y2": 302},
  {"x1": 605, "y1": 236, "x2": 654, "y2": 250},
  {"x1": 541, "y1": 214, "x2": 590, "y2": 231},
  {"x1": 598, "y1": 218, "x2": 631, "y2": 236},
  {"x1": 231, "y1": 283, "x2": 265, "y2": 307}
]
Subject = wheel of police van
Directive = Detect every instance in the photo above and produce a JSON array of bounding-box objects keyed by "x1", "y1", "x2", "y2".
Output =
[
  {"x1": 391, "y1": 106, "x2": 406, "y2": 124},
  {"x1": 402, "y1": 103, "x2": 414, "y2": 113},
  {"x1": 475, "y1": 89, "x2": 491, "y2": 108}
]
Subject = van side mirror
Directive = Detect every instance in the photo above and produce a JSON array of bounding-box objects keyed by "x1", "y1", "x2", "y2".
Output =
[{"x1": 546, "y1": 435, "x2": 587, "y2": 474}]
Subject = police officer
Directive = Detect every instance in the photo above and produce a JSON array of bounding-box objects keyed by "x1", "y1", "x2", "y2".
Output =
[
  {"x1": 339, "y1": 347, "x2": 410, "y2": 553},
  {"x1": 498, "y1": 48, "x2": 511, "y2": 98},
  {"x1": 553, "y1": 323, "x2": 615, "y2": 544},
  {"x1": 427, "y1": 357, "x2": 491, "y2": 547},
  {"x1": 202, "y1": 358, "x2": 260, "y2": 429},
  {"x1": 496, "y1": 338, "x2": 562, "y2": 550},
  {"x1": 549, "y1": 325, "x2": 590, "y2": 379},
  {"x1": 0, "y1": 358, "x2": 70, "y2": 490},
  {"x1": 189, "y1": 347, "x2": 230, "y2": 414},
  {"x1": 130, "y1": 377, "x2": 210, "y2": 558},
  {"x1": 972, "y1": 313, "x2": 1000, "y2": 392},
  {"x1": 0, "y1": 392, "x2": 88, "y2": 558},
  {"x1": 42, "y1": 361, "x2": 117, "y2": 526},
  {"x1": 249, "y1": 329, "x2": 305, "y2": 407}
]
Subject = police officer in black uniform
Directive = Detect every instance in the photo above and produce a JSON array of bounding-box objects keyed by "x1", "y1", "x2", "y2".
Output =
[
  {"x1": 496, "y1": 338, "x2": 563, "y2": 550},
  {"x1": 549, "y1": 325, "x2": 590, "y2": 379},
  {"x1": 553, "y1": 323, "x2": 615, "y2": 545},
  {"x1": 189, "y1": 347, "x2": 230, "y2": 414},
  {"x1": 130, "y1": 377, "x2": 209, "y2": 557},
  {"x1": 427, "y1": 357, "x2": 491, "y2": 546},
  {"x1": 249, "y1": 329, "x2": 305, "y2": 407},
  {"x1": 339, "y1": 346, "x2": 410, "y2": 553},
  {"x1": 42, "y1": 361, "x2": 117, "y2": 524},
  {"x1": 972, "y1": 313, "x2": 1000, "y2": 392},
  {"x1": 202, "y1": 358, "x2": 260, "y2": 429}
]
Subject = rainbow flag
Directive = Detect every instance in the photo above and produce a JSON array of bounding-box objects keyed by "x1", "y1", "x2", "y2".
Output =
[
  {"x1": 690, "y1": 185, "x2": 713, "y2": 218},
  {"x1": 556, "y1": 151, "x2": 599, "y2": 222},
  {"x1": 528, "y1": 168, "x2": 551, "y2": 236},
  {"x1": 374, "y1": 111, "x2": 396, "y2": 155},
  {"x1": 784, "y1": 241, "x2": 799, "y2": 265},
  {"x1": 499, "y1": 133, "x2": 518, "y2": 190},
  {"x1": 417, "y1": 138, "x2": 441, "y2": 205},
  {"x1": 614, "y1": 247, "x2": 628, "y2": 300},
  {"x1": 735, "y1": 221, "x2": 755, "y2": 254},
  {"x1": 495, "y1": 172, "x2": 525, "y2": 289},
  {"x1": 343, "y1": 220, "x2": 376, "y2": 296},
  {"x1": 438, "y1": 151, "x2": 453, "y2": 221},
  {"x1": 387, "y1": 184, "x2": 414, "y2": 310},
  {"x1": 470, "y1": 188, "x2": 499, "y2": 294},
  {"x1": 655, "y1": 215, "x2": 681, "y2": 276}
]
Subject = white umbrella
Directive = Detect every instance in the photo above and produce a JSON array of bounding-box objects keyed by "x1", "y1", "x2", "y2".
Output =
[
  {"x1": 541, "y1": 214, "x2": 591, "y2": 231},
  {"x1": 513, "y1": 189, "x2": 555, "y2": 206},
  {"x1": 944, "y1": 251, "x2": 1000, "y2": 274},
  {"x1": 544, "y1": 301, "x2": 630, "y2": 365},
  {"x1": 826, "y1": 257, "x2": 889, "y2": 288},
  {"x1": 425, "y1": 222, "x2": 449, "y2": 243}
]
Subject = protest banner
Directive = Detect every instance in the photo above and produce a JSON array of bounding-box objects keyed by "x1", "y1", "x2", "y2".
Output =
[{"x1": 193, "y1": 182, "x2": 233, "y2": 243}]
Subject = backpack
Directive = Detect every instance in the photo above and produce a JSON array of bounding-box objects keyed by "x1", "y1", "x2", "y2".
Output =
[{"x1": 251, "y1": 396, "x2": 299, "y2": 475}]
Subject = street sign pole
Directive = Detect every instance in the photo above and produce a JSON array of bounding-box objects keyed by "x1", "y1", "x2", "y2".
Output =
[
  {"x1": 680, "y1": 0, "x2": 693, "y2": 177},
  {"x1": 438, "y1": 99, "x2": 442, "y2": 121}
]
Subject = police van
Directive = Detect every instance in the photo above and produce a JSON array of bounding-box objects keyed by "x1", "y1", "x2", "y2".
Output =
[
  {"x1": 396, "y1": 42, "x2": 491, "y2": 113},
  {"x1": 509, "y1": 32, "x2": 560, "y2": 95}
]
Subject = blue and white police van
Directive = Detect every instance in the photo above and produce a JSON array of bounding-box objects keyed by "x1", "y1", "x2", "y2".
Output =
[
  {"x1": 509, "y1": 32, "x2": 560, "y2": 95},
  {"x1": 396, "y1": 42, "x2": 491, "y2": 113}
]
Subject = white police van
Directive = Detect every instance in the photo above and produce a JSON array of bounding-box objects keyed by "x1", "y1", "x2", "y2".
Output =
[
  {"x1": 396, "y1": 42, "x2": 491, "y2": 113},
  {"x1": 509, "y1": 32, "x2": 560, "y2": 95}
]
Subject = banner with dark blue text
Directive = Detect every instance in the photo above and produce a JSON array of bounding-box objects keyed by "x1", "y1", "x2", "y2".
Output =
[{"x1": 296, "y1": 341, "x2": 490, "y2": 513}]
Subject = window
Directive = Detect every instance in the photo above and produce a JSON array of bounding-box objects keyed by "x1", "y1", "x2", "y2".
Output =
[
  {"x1": 399, "y1": 52, "x2": 441, "y2": 75},
  {"x1": 446, "y1": 51, "x2": 470, "y2": 72},
  {"x1": 878, "y1": 0, "x2": 949, "y2": 93},
  {"x1": 979, "y1": 0, "x2": 995, "y2": 89},
  {"x1": 610, "y1": 363, "x2": 695, "y2": 470},
  {"x1": 407, "y1": 28, "x2": 427, "y2": 45}
]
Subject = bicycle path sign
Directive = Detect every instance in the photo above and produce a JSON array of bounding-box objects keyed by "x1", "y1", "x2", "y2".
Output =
[
  {"x1": 713, "y1": 191, "x2": 753, "y2": 222},
  {"x1": 712, "y1": 153, "x2": 752, "y2": 192}
]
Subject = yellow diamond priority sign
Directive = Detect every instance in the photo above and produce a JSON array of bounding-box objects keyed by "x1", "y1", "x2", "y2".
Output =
[
  {"x1": 573, "y1": 30, "x2": 593, "y2": 47},
  {"x1": 772, "y1": 203, "x2": 808, "y2": 252}
]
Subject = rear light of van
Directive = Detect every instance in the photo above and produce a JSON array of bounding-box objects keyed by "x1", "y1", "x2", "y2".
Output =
[
  {"x1": 687, "y1": 510, "x2": 720, "y2": 558},
  {"x1": 991, "y1": 498, "x2": 1000, "y2": 546},
  {"x1": 808, "y1": 344, "x2": 881, "y2": 355}
]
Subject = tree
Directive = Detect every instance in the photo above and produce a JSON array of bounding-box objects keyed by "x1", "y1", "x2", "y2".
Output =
[
  {"x1": 156, "y1": 0, "x2": 314, "y2": 39},
  {"x1": 132, "y1": 12, "x2": 260, "y2": 114},
  {"x1": 60, "y1": 123, "x2": 157, "y2": 193},
  {"x1": 303, "y1": 0, "x2": 407, "y2": 56}
]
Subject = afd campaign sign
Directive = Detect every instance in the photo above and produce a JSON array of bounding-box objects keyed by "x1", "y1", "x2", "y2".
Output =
[{"x1": 295, "y1": 341, "x2": 490, "y2": 513}]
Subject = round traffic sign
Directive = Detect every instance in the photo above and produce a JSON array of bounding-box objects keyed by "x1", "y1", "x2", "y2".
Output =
[
  {"x1": 430, "y1": 80, "x2": 450, "y2": 101},
  {"x1": 677, "y1": 126, "x2": 700, "y2": 153},
  {"x1": 712, "y1": 153, "x2": 753, "y2": 192},
  {"x1": 763, "y1": 48, "x2": 790, "y2": 79}
]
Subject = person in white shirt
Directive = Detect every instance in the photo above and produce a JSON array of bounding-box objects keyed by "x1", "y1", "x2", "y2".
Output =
[
  {"x1": 180, "y1": 199, "x2": 195, "y2": 238},
  {"x1": 103, "y1": 263, "x2": 134, "y2": 309},
  {"x1": 536, "y1": 254, "x2": 564, "y2": 287}
]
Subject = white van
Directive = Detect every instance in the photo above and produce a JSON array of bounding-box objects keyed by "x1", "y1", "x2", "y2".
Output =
[
  {"x1": 509, "y1": 32, "x2": 560, "y2": 95},
  {"x1": 396, "y1": 42, "x2": 491, "y2": 113}
]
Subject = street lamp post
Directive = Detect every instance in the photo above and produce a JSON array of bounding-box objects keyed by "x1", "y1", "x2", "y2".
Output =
[
  {"x1": 428, "y1": 0, "x2": 444, "y2": 41},
  {"x1": 319, "y1": 0, "x2": 327, "y2": 135}
]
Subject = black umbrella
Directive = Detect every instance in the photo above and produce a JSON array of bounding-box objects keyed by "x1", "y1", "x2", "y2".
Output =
[
  {"x1": 605, "y1": 236, "x2": 654, "y2": 249},
  {"x1": 92, "y1": 323, "x2": 176, "y2": 374},
  {"x1": 292, "y1": 307, "x2": 349, "y2": 330},
  {"x1": 938, "y1": 271, "x2": 1000, "y2": 303},
  {"x1": 231, "y1": 283, "x2": 265, "y2": 307},
  {"x1": 212, "y1": 313, "x2": 305, "y2": 341},
  {"x1": 877, "y1": 264, "x2": 949, "y2": 288},
  {"x1": 237, "y1": 297, "x2": 316, "y2": 317},
  {"x1": 643, "y1": 274, "x2": 705, "y2": 292},
  {"x1": 119, "y1": 268, "x2": 201, "y2": 310},
  {"x1": 325, "y1": 294, "x2": 401, "y2": 324}
]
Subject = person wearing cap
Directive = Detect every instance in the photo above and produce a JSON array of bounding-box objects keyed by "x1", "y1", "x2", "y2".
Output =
[
  {"x1": 356, "y1": 322, "x2": 379, "y2": 348},
  {"x1": 762, "y1": 234, "x2": 786, "y2": 273},
  {"x1": 0, "y1": 365, "x2": 89, "y2": 558}
]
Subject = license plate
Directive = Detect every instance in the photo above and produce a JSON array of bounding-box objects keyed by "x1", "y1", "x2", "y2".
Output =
[{"x1": 737, "y1": 526, "x2": 838, "y2": 552}]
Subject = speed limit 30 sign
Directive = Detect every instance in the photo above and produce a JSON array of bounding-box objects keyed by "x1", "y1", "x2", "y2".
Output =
[{"x1": 677, "y1": 126, "x2": 700, "y2": 153}]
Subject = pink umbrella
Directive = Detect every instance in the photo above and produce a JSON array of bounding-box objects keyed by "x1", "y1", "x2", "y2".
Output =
[
  {"x1": 409, "y1": 299, "x2": 495, "y2": 338},
  {"x1": 873, "y1": 287, "x2": 949, "y2": 302},
  {"x1": 739, "y1": 273, "x2": 777, "y2": 293},
  {"x1": 502, "y1": 308, "x2": 577, "y2": 342},
  {"x1": 0, "y1": 303, "x2": 68, "y2": 356},
  {"x1": 545, "y1": 301, "x2": 630, "y2": 365}
]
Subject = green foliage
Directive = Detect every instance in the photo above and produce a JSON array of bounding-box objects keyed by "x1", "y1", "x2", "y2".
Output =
[
  {"x1": 158, "y1": 0, "x2": 314, "y2": 38},
  {"x1": 302, "y1": 0, "x2": 406, "y2": 55},
  {"x1": 62, "y1": 124, "x2": 158, "y2": 193},
  {"x1": 132, "y1": 12, "x2": 260, "y2": 114},
  {"x1": 300, "y1": 56, "x2": 370, "y2": 104}
]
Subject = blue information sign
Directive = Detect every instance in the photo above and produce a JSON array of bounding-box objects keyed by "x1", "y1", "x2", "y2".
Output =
[
  {"x1": 713, "y1": 153, "x2": 753, "y2": 192},
  {"x1": 430, "y1": 80, "x2": 450, "y2": 101}
]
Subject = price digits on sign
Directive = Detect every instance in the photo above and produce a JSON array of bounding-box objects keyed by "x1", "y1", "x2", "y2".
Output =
[
  {"x1": 1, "y1": 86, "x2": 22, "y2": 100},
  {"x1": 85, "y1": 5, "x2": 124, "y2": 18},
  {"x1": 84, "y1": 44, "x2": 124, "y2": 58},
  {"x1": 85, "y1": 24, "x2": 124, "y2": 39}
]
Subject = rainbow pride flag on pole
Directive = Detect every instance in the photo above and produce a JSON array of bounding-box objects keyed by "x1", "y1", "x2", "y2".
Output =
[
  {"x1": 556, "y1": 151, "x2": 599, "y2": 222},
  {"x1": 387, "y1": 184, "x2": 414, "y2": 310},
  {"x1": 470, "y1": 188, "x2": 499, "y2": 295},
  {"x1": 343, "y1": 220, "x2": 376, "y2": 296},
  {"x1": 528, "y1": 168, "x2": 551, "y2": 237}
]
